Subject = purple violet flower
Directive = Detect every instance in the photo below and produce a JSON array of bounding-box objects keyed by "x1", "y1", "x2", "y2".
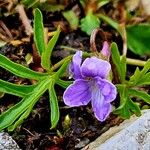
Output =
[{"x1": 63, "y1": 51, "x2": 117, "y2": 121}]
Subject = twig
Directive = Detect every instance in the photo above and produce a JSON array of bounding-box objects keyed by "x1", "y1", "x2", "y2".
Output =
[
  {"x1": 15, "y1": 4, "x2": 33, "y2": 36},
  {"x1": 0, "y1": 20, "x2": 13, "y2": 40}
]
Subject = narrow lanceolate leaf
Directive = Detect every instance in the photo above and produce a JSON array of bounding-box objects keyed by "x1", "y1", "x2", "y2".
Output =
[
  {"x1": 111, "y1": 42, "x2": 126, "y2": 82},
  {"x1": 140, "y1": 59, "x2": 150, "y2": 75},
  {"x1": 0, "y1": 78, "x2": 50, "y2": 131},
  {"x1": 56, "y1": 79, "x2": 72, "y2": 89},
  {"x1": 0, "y1": 54, "x2": 47, "y2": 80},
  {"x1": 129, "y1": 67, "x2": 140, "y2": 85},
  {"x1": 128, "y1": 89, "x2": 150, "y2": 104},
  {"x1": 7, "y1": 105, "x2": 33, "y2": 131},
  {"x1": 21, "y1": 0, "x2": 38, "y2": 8},
  {"x1": 127, "y1": 97, "x2": 141, "y2": 117},
  {"x1": 0, "y1": 79, "x2": 37, "y2": 97},
  {"x1": 49, "y1": 80, "x2": 59, "y2": 129},
  {"x1": 41, "y1": 26, "x2": 61, "y2": 71},
  {"x1": 137, "y1": 72, "x2": 150, "y2": 86},
  {"x1": 130, "y1": 59, "x2": 150, "y2": 86},
  {"x1": 34, "y1": 8, "x2": 46, "y2": 55}
]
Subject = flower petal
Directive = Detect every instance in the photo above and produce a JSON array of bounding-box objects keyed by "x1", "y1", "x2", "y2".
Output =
[
  {"x1": 101, "y1": 41, "x2": 110, "y2": 59},
  {"x1": 95, "y1": 77, "x2": 117, "y2": 103},
  {"x1": 63, "y1": 79, "x2": 91, "y2": 107},
  {"x1": 69, "y1": 51, "x2": 83, "y2": 79},
  {"x1": 92, "y1": 99, "x2": 112, "y2": 122},
  {"x1": 91, "y1": 84, "x2": 111, "y2": 121},
  {"x1": 81, "y1": 57, "x2": 111, "y2": 78}
]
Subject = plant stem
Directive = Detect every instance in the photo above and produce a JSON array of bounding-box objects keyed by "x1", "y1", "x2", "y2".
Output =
[
  {"x1": 50, "y1": 56, "x2": 72, "y2": 71},
  {"x1": 60, "y1": 45, "x2": 78, "y2": 51},
  {"x1": 126, "y1": 58, "x2": 146, "y2": 66}
]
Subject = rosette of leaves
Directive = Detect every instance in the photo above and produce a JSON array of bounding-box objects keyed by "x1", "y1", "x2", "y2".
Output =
[
  {"x1": 111, "y1": 43, "x2": 150, "y2": 119},
  {"x1": 0, "y1": 8, "x2": 71, "y2": 131}
]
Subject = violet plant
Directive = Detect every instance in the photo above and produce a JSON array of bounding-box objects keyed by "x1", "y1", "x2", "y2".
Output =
[
  {"x1": 63, "y1": 42, "x2": 150, "y2": 120},
  {"x1": 0, "y1": 8, "x2": 149, "y2": 132},
  {"x1": 0, "y1": 8, "x2": 71, "y2": 131}
]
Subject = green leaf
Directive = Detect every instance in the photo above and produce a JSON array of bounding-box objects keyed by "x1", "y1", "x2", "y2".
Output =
[
  {"x1": 127, "y1": 98, "x2": 141, "y2": 116},
  {"x1": 0, "y1": 78, "x2": 50, "y2": 131},
  {"x1": 126, "y1": 24, "x2": 150, "y2": 55},
  {"x1": 130, "y1": 67, "x2": 140, "y2": 84},
  {"x1": 130, "y1": 59, "x2": 150, "y2": 86},
  {"x1": 63, "y1": 10, "x2": 79, "y2": 30},
  {"x1": 41, "y1": 27, "x2": 61, "y2": 71},
  {"x1": 140, "y1": 59, "x2": 150, "y2": 75},
  {"x1": 39, "y1": 4, "x2": 65, "y2": 12},
  {"x1": 114, "y1": 85, "x2": 141, "y2": 119},
  {"x1": 114, "y1": 85, "x2": 130, "y2": 118},
  {"x1": 0, "y1": 79, "x2": 36, "y2": 97},
  {"x1": 0, "y1": 54, "x2": 47, "y2": 80},
  {"x1": 7, "y1": 105, "x2": 33, "y2": 131},
  {"x1": 128, "y1": 89, "x2": 150, "y2": 104},
  {"x1": 137, "y1": 72, "x2": 150, "y2": 86},
  {"x1": 111, "y1": 43, "x2": 126, "y2": 82},
  {"x1": 21, "y1": 0, "x2": 38, "y2": 8},
  {"x1": 34, "y1": 8, "x2": 46, "y2": 55},
  {"x1": 56, "y1": 79, "x2": 72, "y2": 89},
  {"x1": 114, "y1": 99, "x2": 131, "y2": 119},
  {"x1": 97, "y1": 0, "x2": 110, "y2": 8},
  {"x1": 80, "y1": 11, "x2": 100, "y2": 35},
  {"x1": 49, "y1": 80, "x2": 59, "y2": 129},
  {"x1": 114, "y1": 97, "x2": 141, "y2": 119}
]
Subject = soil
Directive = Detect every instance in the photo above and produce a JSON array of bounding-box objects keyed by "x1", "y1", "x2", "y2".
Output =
[{"x1": 0, "y1": 1, "x2": 149, "y2": 150}]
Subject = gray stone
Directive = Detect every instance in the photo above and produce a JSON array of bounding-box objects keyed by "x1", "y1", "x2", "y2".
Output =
[
  {"x1": 83, "y1": 110, "x2": 150, "y2": 150},
  {"x1": 0, "y1": 132, "x2": 21, "y2": 150}
]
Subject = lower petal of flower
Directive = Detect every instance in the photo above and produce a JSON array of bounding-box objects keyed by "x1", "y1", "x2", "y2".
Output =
[
  {"x1": 93, "y1": 101, "x2": 111, "y2": 122},
  {"x1": 91, "y1": 81, "x2": 112, "y2": 121},
  {"x1": 95, "y1": 77, "x2": 117, "y2": 103},
  {"x1": 63, "y1": 79, "x2": 91, "y2": 107}
]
